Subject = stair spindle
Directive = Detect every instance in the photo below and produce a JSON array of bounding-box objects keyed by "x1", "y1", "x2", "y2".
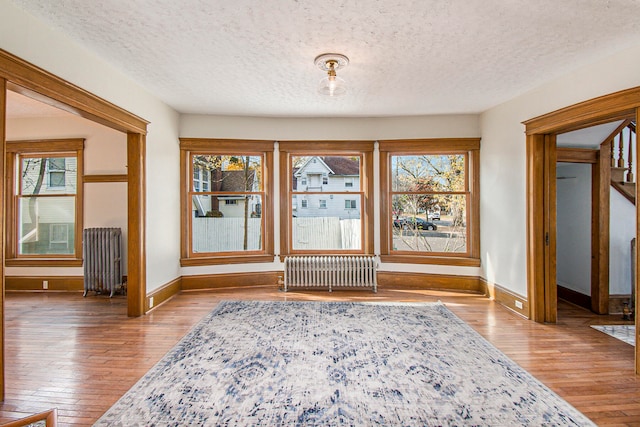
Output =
[
  {"x1": 618, "y1": 132, "x2": 625, "y2": 168},
  {"x1": 627, "y1": 125, "x2": 634, "y2": 183},
  {"x1": 611, "y1": 139, "x2": 616, "y2": 167}
]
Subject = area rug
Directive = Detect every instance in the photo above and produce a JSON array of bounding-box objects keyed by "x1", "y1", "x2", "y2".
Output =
[
  {"x1": 591, "y1": 324, "x2": 636, "y2": 346},
  {"x1": 95, "y1": 301, "x2": 594, "y2": 426}
]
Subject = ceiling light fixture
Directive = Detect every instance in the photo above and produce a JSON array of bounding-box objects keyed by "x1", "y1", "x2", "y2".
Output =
[{"x1": 315, "y1": 53, "x2": 349, "y2": 97}]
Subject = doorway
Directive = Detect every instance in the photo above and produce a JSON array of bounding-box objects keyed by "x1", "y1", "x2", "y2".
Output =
[{"x1": 523, "y1": 86, "x2": 640, "y2": 373}]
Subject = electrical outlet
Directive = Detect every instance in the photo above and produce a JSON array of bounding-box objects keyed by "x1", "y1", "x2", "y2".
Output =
[
  {"x1": 149, "y1": 296, "x2": 154, "y2": 308},
  {"x1": 42, "y1": 280, "x2": 48, "y2": 290},
  {"x1": 515, "y1": 300, "x2": 523, "y2": 309}
]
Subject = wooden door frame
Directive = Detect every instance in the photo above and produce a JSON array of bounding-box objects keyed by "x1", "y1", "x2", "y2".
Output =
[
  {"x1": 523, "y1": 86, "x2": 640, "y2": 373},
  {"x1": 0, "y1": 50, "x2": 149, "y2": 399},
  {"x1": 556, "y1": 147, "x2": 605, "y2": 314}
]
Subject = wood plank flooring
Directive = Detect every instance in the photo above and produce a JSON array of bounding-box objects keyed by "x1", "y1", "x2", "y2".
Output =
[{"x1": 0, "y1": 287, "x2": 639, "y2": 426}]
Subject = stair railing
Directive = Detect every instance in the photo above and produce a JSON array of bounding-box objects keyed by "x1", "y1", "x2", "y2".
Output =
[{"x1": 610, "y1": 120, "x2": 636, "y2": 184}]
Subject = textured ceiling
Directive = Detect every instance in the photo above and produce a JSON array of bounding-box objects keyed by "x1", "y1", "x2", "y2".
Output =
[{"x1": 7, "y1": 0, "x2": 640, "y2": 117}]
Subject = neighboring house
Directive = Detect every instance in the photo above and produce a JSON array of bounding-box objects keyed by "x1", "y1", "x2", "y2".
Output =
[
  {"x1": 19, "y1": 157, "x2": 78, "y2": 254},
  {"x1": 192, "y1": 168, "x2": 260, "y2": 218},
  {"x1": 292, "y1": 156, "x2": 360, "y2": 220}
]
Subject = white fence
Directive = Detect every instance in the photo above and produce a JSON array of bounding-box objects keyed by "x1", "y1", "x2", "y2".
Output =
[
  {"x1": 192, "y1": 217, "x2": 361, "y2": 252},
  {"x1": 192, "y1": 217, "x2": 262, "y2": 252},
  {"x1": 292, "y1": 217, "x2": 360, "y2": 250}
]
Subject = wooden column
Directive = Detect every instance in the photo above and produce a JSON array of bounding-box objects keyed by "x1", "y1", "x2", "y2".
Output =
[
  {"x1": 636, "y1": 107, "x2": 640, "y2": 375},
  {"x1": 526, "y1": 134, "x2": 546, "y2": 322},
  {"x1": 594, "y1": 141, "x2": 611, "y2": 314},
  {"x1": 127, "y1": 132, "x2": 146, "y2": 317},
  {"x1": 543, "y1": 134, "x2": 557, "y2": 323},
  {"x1": 0, "y1": 78, "x2": 6, "y2": 401}
]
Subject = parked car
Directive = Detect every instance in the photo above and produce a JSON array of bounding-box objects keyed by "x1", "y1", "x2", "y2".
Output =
[
  {"x1": 428, "y1": 211, "x2": 441, "y2": 221},
  {"x1": 393, "y1": 217, "x2": 437, "y2": 231}
]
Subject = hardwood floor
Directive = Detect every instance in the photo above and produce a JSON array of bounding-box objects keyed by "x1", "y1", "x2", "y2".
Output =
[{"x1": 0, "y1": 287, "x2": 639, "y2": 426}]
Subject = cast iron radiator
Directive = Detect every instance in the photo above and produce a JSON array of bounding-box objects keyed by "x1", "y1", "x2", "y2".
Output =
[
  {"x1": 283, "y1": 255, "x2": 377, "y2": 292},
  {"x1": 83, "y1": 227, "x2": 123, "y2": 297}
]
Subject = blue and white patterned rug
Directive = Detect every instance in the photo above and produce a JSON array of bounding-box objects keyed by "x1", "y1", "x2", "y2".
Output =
[
  {"x1": 591, "y1": 324, "x2": 636, "y2": 346},
  {"x1": 95, "y1": 301, "x2": 594, "y2": 426}
]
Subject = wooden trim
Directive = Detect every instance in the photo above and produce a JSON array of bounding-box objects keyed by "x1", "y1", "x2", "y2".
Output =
[
  {"x1": 279, "y1": 150, "x2": 289, "y2": 255},
  {"x1": 591, "y1": 160, "x2": 601, "y2": 314},
  {"x1": 379, "y1": 254, "x2": 481, "y2": 266},
  {"x1": 0, "y1": 49, "x2": 148, "y2": 134},
  {"x1": 127, "y1": 133, "x2": 145, "y2": 317},
  {"x1": 5, "y1": 258, "x2": 82, "y2": 267},
  {"x1": 611, "y1": 181, "x2": 636, "y2": 204},
  {"x1": 83, "y1": 174, "x2": 128, "y2": 183},
  {"x1": 379, "y1": 140, "x2": 480, "y2": 264},
  {"x1": 182, "y1": 271, "x2": 280, "y2": 290},
  {"x1": 180, "y1": 138, "x2": 275, "y2": 152},
  {"x1": 0, "y1": 77, "x2": 6, "y2": 402},
  {"x1": 6, "y1": 139, "x2": 84, "y2": 152},
  {"x1": 557, "y1": 284, "x2": 592, "y2": 311},
  {"x1": 602, "y1": 119, "x2": 634, "y2": 146},
  {"x1": 556, "y1": 148, "x2": 598, "y2": 164},
  {"x1": 378, "y1": 138, "x2": 481, "y2": 152},
  {"x1": 481, "y1": 278, "x2": 529, "y2": 318},
  {"x1": 469, "y1": 149, "x2": 480, "y2": 259},
  {"x1": 75, "y1": 144, "x2": 84, "y2": 263},
  {"x1": 179, "y1": 141, "x2": 275, "y2": 263},
  {"x1": 594, "y1": 141, "x2": 611, "y2": 314},
  {"x1": 146, "y1": 277, "x2": 181, "y2": 312},
  {"x1": 363, "y1": 150, "x2": 375, "y2": 254},
  {"x1": 278, "y1": 144, "x2": 375, "y2": 257},
  {"x1": 636, "y1": 106, "x2": 640, "y2": 375},
  {"x1": 4, "y1": 139, "x2": 84, "y2": 264},
  {"x1": 544, "y1": 134, "x2": 557, "y2": 323},
  {"x1": 1, "y1": 408, "x2": 57, "y2": 427},
  {"x1": 376, "y1": 271, "x2": 483, "y2": 293},
  {"x1": 279, "y1": 140, "x2": 375, "y2": 152},
  {"x1": 264, "y1": 150, "x2": 275, "y2": 257},
  {"x1": 523, "y1": 86, "x2": 640, "y2": 135},
  {"x1": 5, "y1": 276, "x2": 83, "y2": 291},
  {"x1": 180, "y1": 147, "x2": 189, "y2": 261},
  {"x1": 181, "y1": 255, "x2": 275, "y2": 266},
  {"x1": 526, "y1": 134, "x2": 546, "y2": 322}
]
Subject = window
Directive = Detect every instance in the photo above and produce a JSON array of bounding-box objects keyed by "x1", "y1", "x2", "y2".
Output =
[
  {"x1": 180, "y1": 139, "x2": 274, "y2": 265},
  {"x1": 379, "y1": 139, "x2": 480, "y2": 266},
  {"x1": 279, "y1": 141, "x2": 374, "y2": 255},
  {"x1": 6, "y1": 139, "x2": 84, "y2": 265},
  {"x1": 193, "y1": 166, "x2": 210, "y2": 192},
  {"x1": 344, "y1": 177, "x2": 354, "y2": 188},
  {"x1": 48, "y1": 158, "x2": 66, "y2": 188}
]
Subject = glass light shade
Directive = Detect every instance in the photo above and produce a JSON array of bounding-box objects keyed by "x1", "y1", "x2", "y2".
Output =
[{"x1": 318, "y1": 75, "x2": 347, "y2": 97}]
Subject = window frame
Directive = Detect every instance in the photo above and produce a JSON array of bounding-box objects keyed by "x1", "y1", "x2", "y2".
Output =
[
  {"x1": 379, "y1": 138, "x2": 480, "y2": 266},
  {"x1": 179, "y1": 139, "x2": 274, "y2": 266},
  {"x1": 279, "y1": 141, "x2": 374, "y2": 257},
  {"x1": 5, "y1": 139, "x2": 84, "y2": 266}
]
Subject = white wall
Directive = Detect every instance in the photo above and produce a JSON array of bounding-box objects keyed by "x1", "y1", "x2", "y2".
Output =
[
  {"x1": 610, "y1": 189, "x2": 636, "y2": 296},
  {"x1": 481, "y1": 42, "x2": 640, "y2": 298},
  {"x1": 556, "y1": 163, "x2": 591, "y2": 295},
  {"x1": 1, "y1": 0, "x2": 181, "y2": 293}
]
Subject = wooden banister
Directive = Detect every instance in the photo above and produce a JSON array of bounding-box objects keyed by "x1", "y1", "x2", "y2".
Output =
[{"x1": 627, "y1": 123, "x2": 635, "y2": 183}]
